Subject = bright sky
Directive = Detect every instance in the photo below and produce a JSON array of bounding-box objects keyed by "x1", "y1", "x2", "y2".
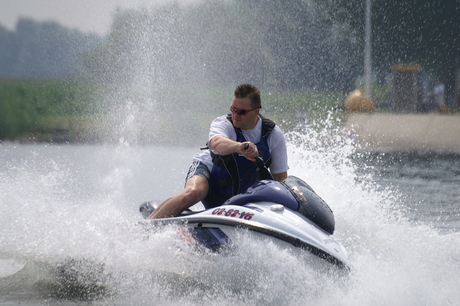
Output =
[{"x1": 0, "y1": 0, "x2": 199, "y2": 36}]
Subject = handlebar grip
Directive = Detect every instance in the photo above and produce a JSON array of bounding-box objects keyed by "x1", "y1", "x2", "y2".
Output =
[{"x1": 242, "y1": 143, "x2": 273, "y2": 180}]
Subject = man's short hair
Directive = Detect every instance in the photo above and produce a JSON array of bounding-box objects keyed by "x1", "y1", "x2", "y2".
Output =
[{"x1": 234, "y1": 84, "x2": 261, "y2": 108}]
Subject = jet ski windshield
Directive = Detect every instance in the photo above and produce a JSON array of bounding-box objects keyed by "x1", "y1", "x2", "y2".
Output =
[
  {"x1": 223, "y1": 176, "x2": 335, "y2": 235},
  {"x1": 282, "y1": 176, "x2": 335, "y2": 234}
]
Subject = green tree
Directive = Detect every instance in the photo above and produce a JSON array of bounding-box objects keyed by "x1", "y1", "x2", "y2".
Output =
[
  {"x1": 83, "y1": 0, "x2": 359, "y2": 91},
  {"x1": 318, "y1": 0, "x2": 460, "y2": 92}
]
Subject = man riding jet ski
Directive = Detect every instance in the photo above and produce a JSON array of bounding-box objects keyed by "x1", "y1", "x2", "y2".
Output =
[
  {"x1": 141, "y1": 84, "x2": 348, "y2": 268},
  {"x1": 148, "y1": 84, "x2": 289, "y2": 219}
]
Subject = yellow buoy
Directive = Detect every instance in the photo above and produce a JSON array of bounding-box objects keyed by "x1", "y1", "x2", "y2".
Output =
[{"x1": 345, "y1": 90, "x2": 375, "y2": 113}]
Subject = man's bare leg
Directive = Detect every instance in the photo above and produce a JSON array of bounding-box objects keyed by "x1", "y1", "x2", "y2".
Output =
[{"x1": 148, "y1": 175, "x2": 208, "y2": 219}]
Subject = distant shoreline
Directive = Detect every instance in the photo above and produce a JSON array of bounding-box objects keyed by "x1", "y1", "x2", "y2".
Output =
[{"x1": 3, "y1": 112, "x2": 460, "y2": 153}]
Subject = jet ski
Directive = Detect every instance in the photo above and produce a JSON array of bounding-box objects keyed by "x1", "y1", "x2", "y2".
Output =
[{"x1": 140, "y1": 167, "x2": 349, "y2": 269}]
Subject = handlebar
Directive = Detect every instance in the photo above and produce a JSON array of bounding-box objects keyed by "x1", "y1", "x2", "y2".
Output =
[{"x1": 243, "y1": 143, "x2": 274, "y2": 180}]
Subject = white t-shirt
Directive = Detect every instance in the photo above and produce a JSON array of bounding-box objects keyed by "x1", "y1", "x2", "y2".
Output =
[{"x1": 193, "y1": 115, "x2": 289, "y2": 174}]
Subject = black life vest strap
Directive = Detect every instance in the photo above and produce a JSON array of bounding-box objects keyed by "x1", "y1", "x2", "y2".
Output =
[{"x1": 226, "y1": 114, "x2": 275, "y2": 138}]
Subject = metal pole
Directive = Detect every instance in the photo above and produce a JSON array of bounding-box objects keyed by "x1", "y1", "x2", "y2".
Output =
[{"x1": 364, "y1": 0, "x2": 372, "y2": 98}]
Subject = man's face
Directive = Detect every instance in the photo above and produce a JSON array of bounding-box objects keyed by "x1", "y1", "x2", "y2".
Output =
[{"x1": 230, "y1": 97, "x2": 259, "y2": 130}]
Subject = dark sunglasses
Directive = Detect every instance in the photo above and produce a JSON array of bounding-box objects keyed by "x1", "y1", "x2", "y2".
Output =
[{"x1": 230, "y1": 105, "x2": 261, "y2": 115}]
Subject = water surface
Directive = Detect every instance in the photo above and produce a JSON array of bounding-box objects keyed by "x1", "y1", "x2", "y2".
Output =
[{"x1": 1, "y1": 141, "x2": 459, "y2": 305}]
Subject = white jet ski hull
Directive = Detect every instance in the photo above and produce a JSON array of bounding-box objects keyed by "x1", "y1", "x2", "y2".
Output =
[{"x1": 142, "y1": 176, "x2": 349, "y2": 269}]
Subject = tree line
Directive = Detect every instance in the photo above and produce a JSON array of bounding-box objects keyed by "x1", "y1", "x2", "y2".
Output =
[
  {"x1": 319, "y1": 0, "x2": 459, "y2": 93},
  {"x1": 83, "y1": 0, "x2": 360, "y2": 91},
  {"x1": 0, "y1": 18, "x2": 100, "y2": 78},
  {"x1": 1, "y1": 0, "x2": 458, "y2": 92}
]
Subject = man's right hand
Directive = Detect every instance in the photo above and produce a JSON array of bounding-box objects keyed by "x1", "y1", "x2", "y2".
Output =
[{"x1": 240, "y1": 142, "x2": 259, "y2": 162}]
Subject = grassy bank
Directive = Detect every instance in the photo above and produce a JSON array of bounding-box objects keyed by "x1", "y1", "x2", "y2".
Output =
[
  {"x1": 0, "y1": 78, "x2": 345, "y2": 144},
  {"x1": 0, "y1": 78, "x2": 103, "y2": 142}
]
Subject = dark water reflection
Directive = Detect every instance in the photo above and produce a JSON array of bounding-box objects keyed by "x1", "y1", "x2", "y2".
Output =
[{"x1": 352, "y1": 152, "x2": 460, "y2": 232}]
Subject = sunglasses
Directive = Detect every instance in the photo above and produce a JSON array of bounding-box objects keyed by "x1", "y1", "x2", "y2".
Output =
[{"x1": 230, "y1": 105, "x2": 261, "y2": 115}]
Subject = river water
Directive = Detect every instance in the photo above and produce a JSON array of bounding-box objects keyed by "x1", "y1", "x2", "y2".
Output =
[{"x1": 1, "y1": 130, "x2": 459, "y2": 305}]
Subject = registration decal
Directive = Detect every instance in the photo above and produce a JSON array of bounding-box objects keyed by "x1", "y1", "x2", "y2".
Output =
[{"x1": 212, "y1": 208, "x2": 254, "y2": 220}]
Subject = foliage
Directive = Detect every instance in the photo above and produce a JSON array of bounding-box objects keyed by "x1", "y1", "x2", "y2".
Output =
[
  {"x1": 1, "y1": 0, "x2": 458, "y2": 92},
  {"x1": 0, "y1": 78, "x2": 102, "y2": 141},
  {"x1": 2, "y1": 1, "x2": 457, "y2": 143},
  {"x1": 0, "y1": 78, "x2": 342, "y2": 144},
  {"x1": 316, "y1": 0, "x2": 460, "y2": 90},
  {"x1": 83, "y1": 0, "x2": 360, "y2": 92},
  {"x1": 0, "y1": 18, "x2": 100, "y2": 78}
]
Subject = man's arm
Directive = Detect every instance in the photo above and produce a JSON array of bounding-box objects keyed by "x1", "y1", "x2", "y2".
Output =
[
  {"x1": 209, "y1": 135, "x2": 240, "y2": 155},
  {"x1": 267, "y1": 126, "x2": 289, "y2": 180},
  {"x1": 272, "y1": 171, "x2": 287, "y2": 182},
  {"x1": 209, "y1": 135, "x2": 259, "y2": 161}
]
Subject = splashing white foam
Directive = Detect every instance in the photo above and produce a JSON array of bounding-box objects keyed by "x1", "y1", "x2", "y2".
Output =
[{"x1": 1, "y1": 121, "x2": 460, "y2": 304}]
